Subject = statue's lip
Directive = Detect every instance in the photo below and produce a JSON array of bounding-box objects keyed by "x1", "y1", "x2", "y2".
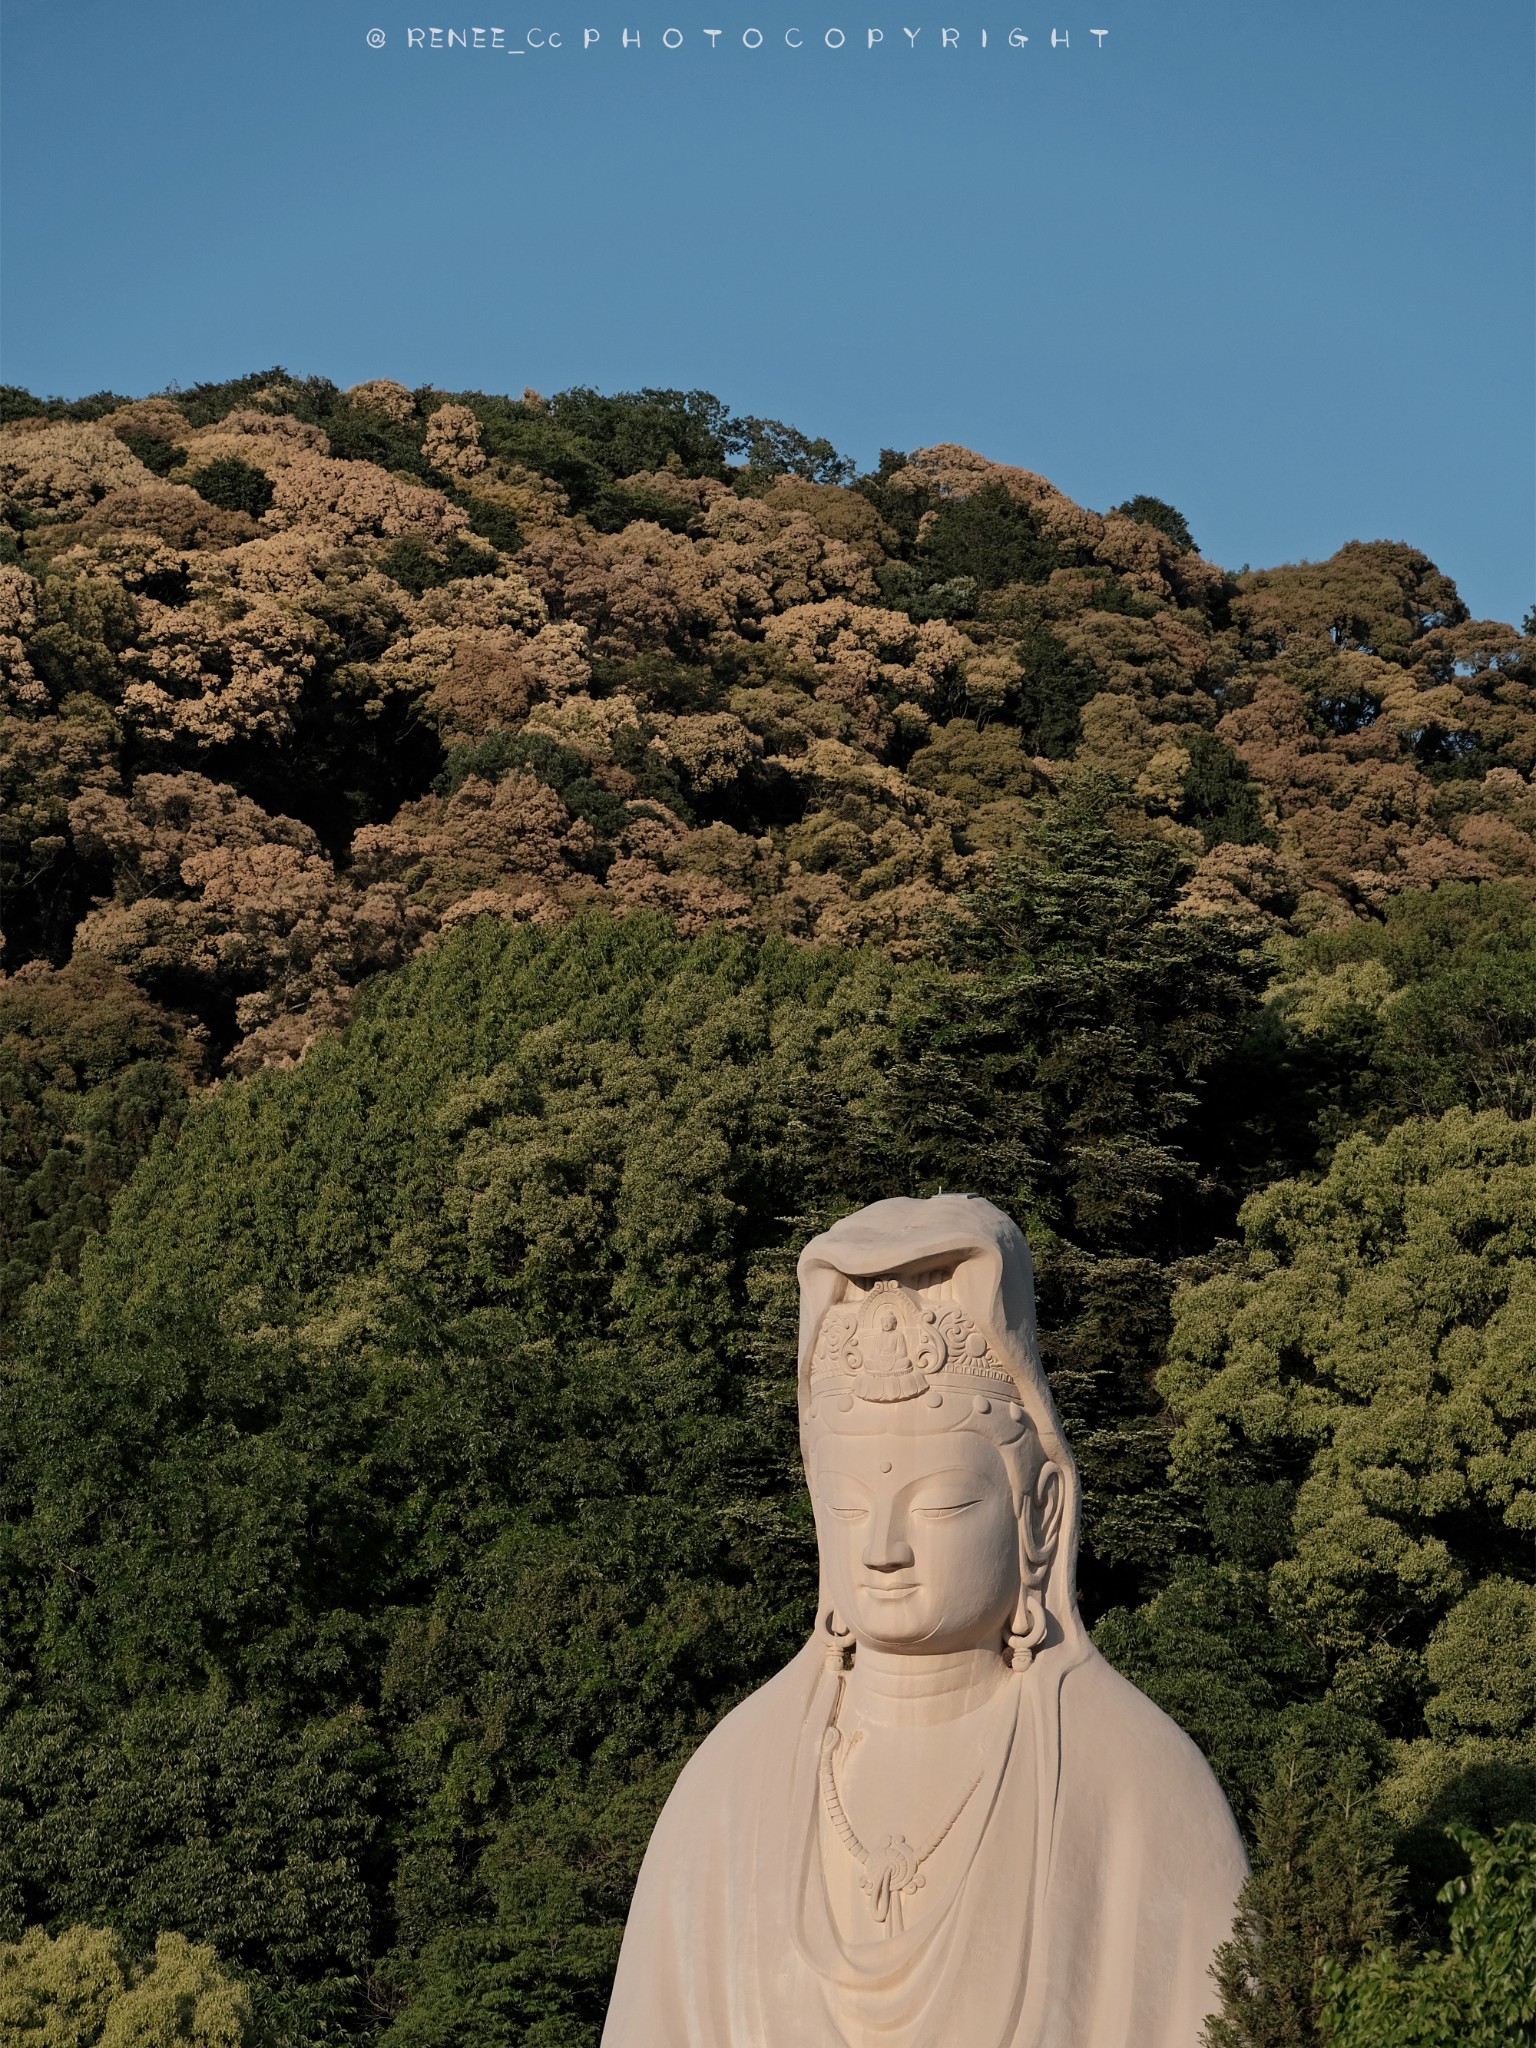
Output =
[{"x1": 861, "y1": 1582, "x2": 921, "y2": 1596}]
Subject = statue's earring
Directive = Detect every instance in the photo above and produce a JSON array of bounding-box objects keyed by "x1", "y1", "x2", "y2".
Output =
[
  {"x1": 1006, "y1": 1590, "x2": 1047, "y2": 1673},
  {"x1": 822, "y1": 1605, "x2": 855, "y2": 1673}
]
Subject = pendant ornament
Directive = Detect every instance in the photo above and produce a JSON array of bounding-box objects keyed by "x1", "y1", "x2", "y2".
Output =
[{"x1": 818, "y1": 1722, "x2": 980, "y2": 1937}]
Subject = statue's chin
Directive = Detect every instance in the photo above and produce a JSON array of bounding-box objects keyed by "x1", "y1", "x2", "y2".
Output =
[{"x1": 847, "y1": 1604, "x2": 1013, "y2": 1657}]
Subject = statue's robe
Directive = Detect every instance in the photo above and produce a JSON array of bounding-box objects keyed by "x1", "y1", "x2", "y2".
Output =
[{"x1": 601, "y1": 1634, "x2": 1247, "y2": 2048}]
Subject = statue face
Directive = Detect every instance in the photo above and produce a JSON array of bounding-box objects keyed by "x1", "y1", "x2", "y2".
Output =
[{"x1": 812, "y1": 1424, "x2": 1021, "y2": 1655}]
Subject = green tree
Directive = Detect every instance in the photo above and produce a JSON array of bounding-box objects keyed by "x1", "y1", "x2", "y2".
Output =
[
  {"x1": 1114, "y1": 495, "x2": 1197, "y2": 553},
  {"x1": 1319, "y1": 1824, "x2": 1536, "y2": 2048},
  {"x1": 841, "y1": 796, "x2": 1274, "y2": 1612},
  {"x1": 0, "y1": 1924, "x2": 257, "y2": 2047},
  {"x1": 1163, "y1": 1108, "x2": 1536, "y2": 2040},
  {"x1": 0, "y1": 864, "x2": 1278, "y2": 2038},
  {"x1": 0, "y1": 956, "x2": 193, "y2": 1313},
  {"x1": 1163, "y1": 1107, "x2": 1536, "y2": 1729},
  {"x1": 0, "y1": 914, "x2": 903, "y2": 2037},
  {"x1": 1273, "y1": 882, "x2": 1536, "y2": 1142},
  {"x1": 1203, "y1": 1716, "x2": 1400, "y2": 2048},
  {"x1": 185, "y1": 458, "x2": 275, "y2": 519}
]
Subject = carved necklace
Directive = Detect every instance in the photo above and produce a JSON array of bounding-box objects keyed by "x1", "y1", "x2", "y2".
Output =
[{"x1": 818, "y1": 1721, "x2": 981, "y2": 1938}]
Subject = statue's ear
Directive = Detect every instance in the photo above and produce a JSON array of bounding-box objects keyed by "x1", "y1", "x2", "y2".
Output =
[
  {"x1": 1008, "y1": 1462, "x2": 1064, "y2": 1671},
  {"x1": 1037, "y1": 1463, "x2": 1065, "y2": 1552}
]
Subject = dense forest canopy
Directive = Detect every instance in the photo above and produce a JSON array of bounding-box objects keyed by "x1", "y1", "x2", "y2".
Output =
[{"x1": 0, "y1": 370, "x2": 1532, "y2": 2047}]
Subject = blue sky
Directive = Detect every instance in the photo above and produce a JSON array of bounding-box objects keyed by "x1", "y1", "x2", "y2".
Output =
[{"x1": 2, "y1": 0, "x2": 1532, "y2": 624}]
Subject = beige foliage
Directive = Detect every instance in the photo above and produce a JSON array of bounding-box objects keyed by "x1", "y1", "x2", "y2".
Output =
[
  {"x1": 520, "y1": 520, "x2": 733, "y2": 657},
  {"x1": 178, "y1": 407, "x2": 331, "y2": 463},
  {"x1": 1177, "y1": 841, "x2": 1300, "y2": 923},
  {"x1": 1136, "y1": 737, "x2": 1197, "y2": 809},
  {"x1": 69, "y1": 773, "x2": 318, "y2": 892},
  {"x1": 1450, "y1": 807, "x2": 1536, "y2": 876},
  {"x1": 513, "y1": 619, "x2": 592, "y2": 702},
  {"x1": 263, "y1": 451, "x2": 471, "y2": 544},
  {"x1": 729, "y1": 680, "x2": 863, "y2": 755},
  {"x1": 351, "y1": 772, "x2": 598, "y2": 918},
  {"x1": 0, "y1": 563, "x2": 45, "y2": 709},
  {"x1": 889, "y1": 443, "x2": 1106, "y2": 557},
  {"x1": 10, "y1": 377, "x2": 1528, "y2": 1063},
  {"x1": 618, "y1": 469, "x2": 733, "y2": 512},
  {"x1": 666, "y1": 820, "x2": 781, "y2": 897},
  {"x1": 1095, "y1": 511, "x2": 1223, "y2": 606},
  {"x1": 410, "y1": 571, "x2": 545, "y2": 635},
  {"x1": 121, "y1": 593, "x2": 321, "y2": 745},
  {"x1": 246, "y1": 378, "x2": 318, "y2": 415},
  {"x1": 397, "y1": 626, "x2": 553, "y2": 740},
  {"x1": 605, "y1": 853, "x2": 755, "y2": 936},
  {"x1": 1052, "y1": 602, "x2": 1216, "y2": 707},
  {"x1": 423, "y1": 402, "x2": 488, "y2": 478},
  {"x1": 787, "y1": 735, "x2": 944, "y2": 820},
  {"x1": 2, "y1": 702, "x2": 121, "y2": 864},
  {"x1": 603, "y1": 812, "x2": 772, "y2": 935},
  {"x1": 883, "y1": 442, "x2": 1042, "y2": 503},
  {"x1": 1077, "y1": 692, "x2": 1160, "y2": 782},
  {"x1": 72, "y1": 484, "x2": 257, "y2": 550},
  {"x1": 0, "y1": 419, "x2": 155, "y2": 516},
  {"x1": 243, "y1": 558, "x2": 408, "y2": 696},
  {"x1": 881, "y1": 444, "x2": 1228, "y2": 608},
  {"x1": 219, "y1": 528, "x2": 341, "y2": 598},
  {"x1": 466, "y1": 462, "x2": 569, "y2": 531},
  {"x1": 519, "y1": 498, "x2": 880, "y2": 661},
  {"x1": 1231, "y1": 542, "x2": 1464, "y2": 663},
  {"x1": 905, "y1": 718, "x2": 1042, "y2": 807},
  {"x1": 766, "y1": 860, "x2": 958, "y2": 956},
  {"x1": 694, "y1": 490, "x2": 880, "y2": 609},
  {"x1": 1408, "y1": 623, "x2": 1536, "y2": 776},
  {"x1": 69, "y1": 773, "x2": 415, "y2": 1071},
  {"x1": 430, "y1": 644, "x2": 537, "y2": 739},
  {"x1": 48, "y1": 531, "x2": 194, "y2": 603},
  {"x1": 759, "y1": 474, "x2": 896, "y2": 553},
  {"x1": 373, "y1": 579, "x2": 584, "y2": 739},
  {"x1": 524, "y1": 690, "x2": 643, "y2": 760},
  {"x1": 345, "y1": 377, "x2": 417, "y2": 424},
  {"x1": 372, "y1": 623, "x2": 515, "y2": 720},
  {"x1": 1217, "y1": 678, "x2": 1503, "y2": 904},
  {"x1": 647, "y1": 710, "x2": 761, "y2": 792},
  {"x1": 608, "y1": 808, "x2": 777, "y2": 924},
  {"x1": 762, "y1": 600, "x2": 968, "y2": 749},
  {"x1": 436, "y1": 886, "x2": 571, "y2": 930},
  {"x1": 958, "y1": 646, "x2": 1021, "y2": 718},
  {"x1": 766, "y1": 728, "x2": 975, "y2": 941},
  {"x1": 99, "y1": 396, "x2": 191, "y2": 445}
]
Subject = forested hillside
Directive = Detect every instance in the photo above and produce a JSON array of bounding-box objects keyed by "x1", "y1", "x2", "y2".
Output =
[{"x1": 1, "y1": 373, "x2": 1533, "y2": 2047}]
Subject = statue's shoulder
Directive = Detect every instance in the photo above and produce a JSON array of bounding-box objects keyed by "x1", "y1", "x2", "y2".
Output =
[
  {"x1": 1059, "y1": 1649, "x2": 1248, "y2": 1863},
  {"x1": 669, "y1": 1642, "x2": 823, "y2": 1795}
]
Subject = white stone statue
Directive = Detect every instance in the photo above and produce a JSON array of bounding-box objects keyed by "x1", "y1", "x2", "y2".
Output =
[{"x1": 602, "y1": 1195, "x2": 1248, "y2": 2048}]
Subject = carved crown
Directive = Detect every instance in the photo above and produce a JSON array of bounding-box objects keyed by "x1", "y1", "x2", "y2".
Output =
[{"x1": 810, "y1": 1278, "x2": 1017, "y2": 1404}]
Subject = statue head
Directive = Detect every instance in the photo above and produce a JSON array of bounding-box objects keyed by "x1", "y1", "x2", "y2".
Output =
[{"x1": 797, "y1": 1196, "x2": 1082, "y2": 1670}]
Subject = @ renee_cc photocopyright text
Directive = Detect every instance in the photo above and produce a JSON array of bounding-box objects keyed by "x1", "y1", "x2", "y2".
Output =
[{"x1": 362, "y1": 22, "x2": 1111, "y2": 52}]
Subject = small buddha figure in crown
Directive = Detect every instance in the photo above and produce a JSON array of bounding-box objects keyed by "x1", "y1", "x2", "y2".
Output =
[{"x1": 603, "y1": 1197, "x2": 1248, "y2": 2048}]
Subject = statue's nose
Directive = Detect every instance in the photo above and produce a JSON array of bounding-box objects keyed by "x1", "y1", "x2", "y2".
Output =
[{"x1": 863, "y1": 1505, "x2": 915, "y2": 1572}]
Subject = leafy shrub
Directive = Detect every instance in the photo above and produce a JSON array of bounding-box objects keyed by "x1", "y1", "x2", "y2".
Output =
[
  {"x1": 186, "y1": 458, "x2": 274, "y2": 518},
  {"x1": 0, "y1": 1924, "x2": 257, "y2": 2047},
  {"x1": 1319, "y1": 1825, "x2": 1536, "y2": 2048}
]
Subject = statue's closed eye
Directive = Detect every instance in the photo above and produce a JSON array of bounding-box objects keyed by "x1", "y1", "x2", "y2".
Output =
[
  {"x1": 913, "y1": 1499, "x2": 983, "y2": 1519},
  {"x1": 825, "y1": 1502, "x2": 869, "y2": 1521}
]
